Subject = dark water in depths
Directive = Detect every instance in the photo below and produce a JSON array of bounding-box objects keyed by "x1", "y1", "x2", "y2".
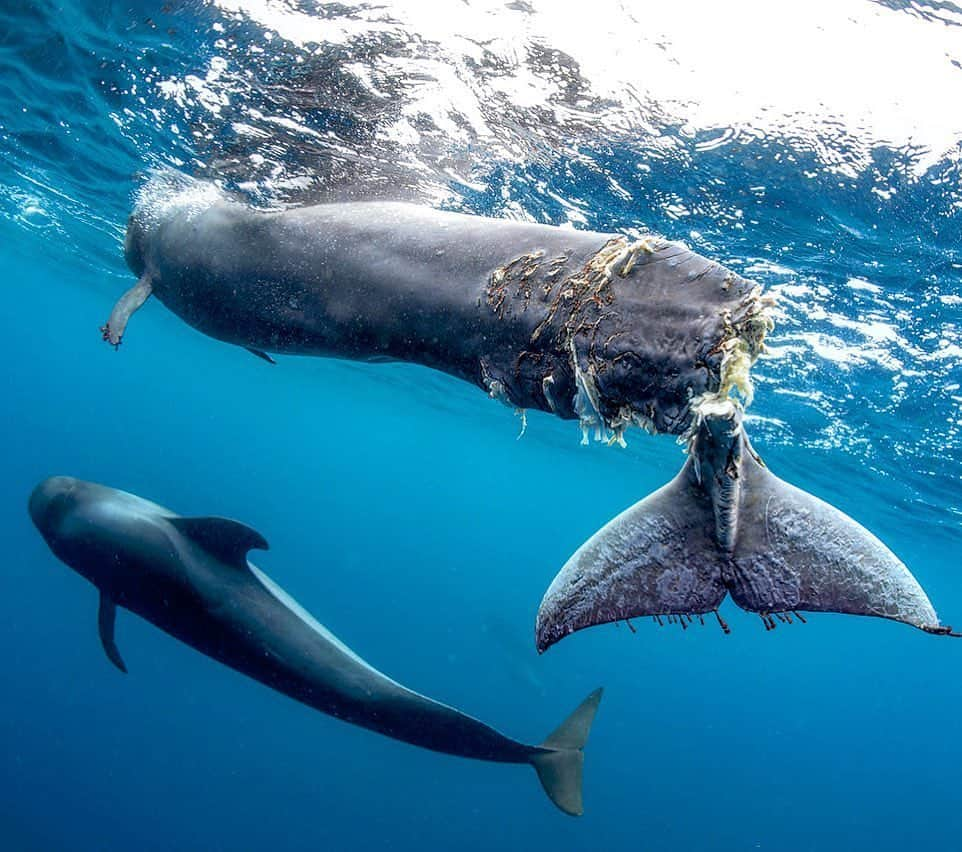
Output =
[{"x1": 3, "y1": 1, "x2": 962, "y2": 849}]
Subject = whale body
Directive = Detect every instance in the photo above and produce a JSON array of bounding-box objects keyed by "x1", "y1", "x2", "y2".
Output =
[
  {"x1": 109, "y1": 175, "x2": 771, "y2": 439},
  {"x1": 29, "y1": 475, "x2": 602, "y2": 816}
]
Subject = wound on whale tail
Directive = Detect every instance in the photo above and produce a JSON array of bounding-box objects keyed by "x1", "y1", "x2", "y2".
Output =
[
  {"x1": 536, "y1": 401, "x2": 955, "y2": 652},
  {"x1": 528, "y1": 687, "x2": 603, "y2": 816}
]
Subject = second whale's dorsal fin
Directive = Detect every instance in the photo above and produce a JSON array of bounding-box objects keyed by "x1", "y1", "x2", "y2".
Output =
[
  {"x1": 168, "y1": 516, "x2": 269, "y2": 570},
  {"x1": 98, "y1": 591, "x2": 127, "y2": 674}
]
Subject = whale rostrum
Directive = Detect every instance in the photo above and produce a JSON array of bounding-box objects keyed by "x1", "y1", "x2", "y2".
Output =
[{"x1": 29, "y1": 476, "x2": 602, "y2": 816}]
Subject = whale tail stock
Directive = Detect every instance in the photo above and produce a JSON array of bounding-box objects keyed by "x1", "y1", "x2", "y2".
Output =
[
  {"x1": 528, "y1": 687, "x2": 603, "y2": 817},
  {"x1": 536, "y1": 401, "x2": 957, "y2": 652}
]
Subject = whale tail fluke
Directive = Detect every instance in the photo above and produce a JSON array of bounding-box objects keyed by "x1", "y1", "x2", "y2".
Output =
[
  {"x1": 529, "y1": 687, "x2": 603, "y2": 816},
  {"x1": 719, "y1": 451, "x2": 951, "y2": 632},
  {"x1": 535, "y1": 404, "x2": 954, "y2": 652}
]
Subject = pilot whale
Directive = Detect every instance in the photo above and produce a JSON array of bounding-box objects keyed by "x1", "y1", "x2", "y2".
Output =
[
  {"x1": 106, "y1": 174, "x2": 771, "y2": 439},
  {"x1": 29, "y1": 475, "x2": 603, "y2": 816},
  {"x1": 103, "y1": 174, "x2": 954, "y2": 645}
]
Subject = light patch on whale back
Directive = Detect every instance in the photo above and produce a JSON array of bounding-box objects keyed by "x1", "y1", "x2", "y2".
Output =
[
  {"x1": 247, "y1": 563, "x2": 371, "y2": 669},
  {"x1": 133, "y1": 170, "x2": 233, "y2": 233}
]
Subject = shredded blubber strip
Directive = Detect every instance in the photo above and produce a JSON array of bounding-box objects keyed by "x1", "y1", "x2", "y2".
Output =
[
  {"x1": 714, "y1": 284, "x2": 777, "y2": 406},
  {"x1": 678, "y1": 284, "x2": 777, "y2": 454}
]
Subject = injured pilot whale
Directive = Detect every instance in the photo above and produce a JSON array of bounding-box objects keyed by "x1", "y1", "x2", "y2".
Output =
[
  {"x1": 106, "y1": 174, "x2": 771, "y2": 440},
  {"x1": 104, "y1": 174, "x2": 955, "y2": 644},
  {"x1": 28, "y1": 476, "x2": 603, "y2": 816}
]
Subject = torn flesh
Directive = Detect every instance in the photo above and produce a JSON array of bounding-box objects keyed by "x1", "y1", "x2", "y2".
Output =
[{"x1": 566, "y1": 235, "x2": 775, "y2": 444}]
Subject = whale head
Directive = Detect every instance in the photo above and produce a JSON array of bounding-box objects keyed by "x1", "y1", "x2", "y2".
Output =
[
  {"x1": 124, "y1": 170, "x2": 231, "y2": 281},
  {"x1": 28, "y1": 476, "x2": 174, "y2": 595},
  {"x1": 28, "y1": 475, "x2": 81, "y2": 541},
  {"x1": 29, "y1": 476, "x2": 124, "y2": 586}
]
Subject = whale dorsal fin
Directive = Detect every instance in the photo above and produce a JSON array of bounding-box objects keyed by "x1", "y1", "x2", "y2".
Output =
[
  {"x1": 98, "y1": 591, "x2": 127, "y2": 674},
  {"x1": 168, "y1": 516, "x2": 269, "y2": 570}
]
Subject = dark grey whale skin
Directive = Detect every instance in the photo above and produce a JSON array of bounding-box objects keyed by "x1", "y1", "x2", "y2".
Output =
[
  {"x1": 28, "y1": 476, "x2": 602, "y2": 815},
  {"x1": 121, "y1": 198, "x2": 762, "y2": 435}
]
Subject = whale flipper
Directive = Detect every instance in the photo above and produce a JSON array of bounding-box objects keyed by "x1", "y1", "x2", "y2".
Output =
[
  {"x1": 98, "y1": 592, "x2": 127, "y2": 674},
  {"x1": 167, "y1": 517, "x2": 269, "y2": 570},
  {"x1": 536, "y1": 402, "x2": 952, "y2": 651},
  {"x1": 529, "y1": 688, "x2": 603, "y2": 817},
  {"x1": 245, "y1": 347, "x2": 276, "y2": 365},
  {"x1": 101, "y1": 275, "x2": 152, "y2": 348}
]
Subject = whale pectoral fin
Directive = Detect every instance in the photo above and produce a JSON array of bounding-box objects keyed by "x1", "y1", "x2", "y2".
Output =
[
  {"x1": 245, "y1": 347, "x2": 276, "y2": 365},
  {"x1": 101, "y1": 276, "x2": 153, "y2": 348},
  {"x1": 98, "y1": 592, "x2": 127, "y2": 674},
  {"x1": 727, "y1": 460, "x2": 951, "y2": 633},
  {"x1": 167, "y1": 517, "x2": 269, "y2": 571},
  {"x1": 536, "y1": 468, "x2": 728, "y2": 653}
]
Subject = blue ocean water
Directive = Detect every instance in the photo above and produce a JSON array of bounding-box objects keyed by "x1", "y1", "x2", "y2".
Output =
[{"x1": 3, "y1": 1, "x2": 962, "y2": 850}]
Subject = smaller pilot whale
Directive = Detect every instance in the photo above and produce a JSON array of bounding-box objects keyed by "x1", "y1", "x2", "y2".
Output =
[{"x1": 29, "y1": 476, "x2": 602, "y2": 816}]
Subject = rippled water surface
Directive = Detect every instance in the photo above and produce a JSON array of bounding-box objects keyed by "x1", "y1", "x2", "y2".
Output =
[{"x1": 3, "y1": 2, "x2": 962, "y2": 850}]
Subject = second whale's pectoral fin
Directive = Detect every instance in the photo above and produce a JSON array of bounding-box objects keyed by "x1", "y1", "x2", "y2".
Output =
[
  {"x1": 536, "y1": 470, "x2": 728, "y2": 652},
  {"x1": 98, "y1": 591, "x2": 127, "y2": 674},
  {"x1": 245, "y1": 347, "x2": 276, "y2": 365},
  {"x1": 168, "y1": 517, "x2": 269, "y2": 571},
  {"x1": 537, "y1": 401, "x2": 954, "y2": 651},
  {"x1": 728, "y1": 458, "x2": 950, "y2": 633},
  {"x1": 101, "y1": 276, "x2": 153, "y2": 348}
]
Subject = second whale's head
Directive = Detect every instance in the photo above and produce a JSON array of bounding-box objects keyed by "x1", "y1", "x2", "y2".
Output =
[
  {"x1": 30, "y1": 476, "x2": 115, "y2": 587},
  {"x1": 29, "y1": 474, "x2": 79, "y2": 535},
  {"x1": 29, "y1": 476, "x2": 174, "y2": 593}
]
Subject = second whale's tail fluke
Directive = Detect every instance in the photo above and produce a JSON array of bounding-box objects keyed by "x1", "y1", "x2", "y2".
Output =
[
  {"x1": 528, "y1": 687, "x2": 603, "y2": 816},
  {"x1": 536, "y1": 401, "x2": 956, "y2": 652}
]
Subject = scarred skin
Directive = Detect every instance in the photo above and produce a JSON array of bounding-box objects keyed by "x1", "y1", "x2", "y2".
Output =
[{"x1": 113, "y1": 183, "x2": 767, "y2": 438}]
